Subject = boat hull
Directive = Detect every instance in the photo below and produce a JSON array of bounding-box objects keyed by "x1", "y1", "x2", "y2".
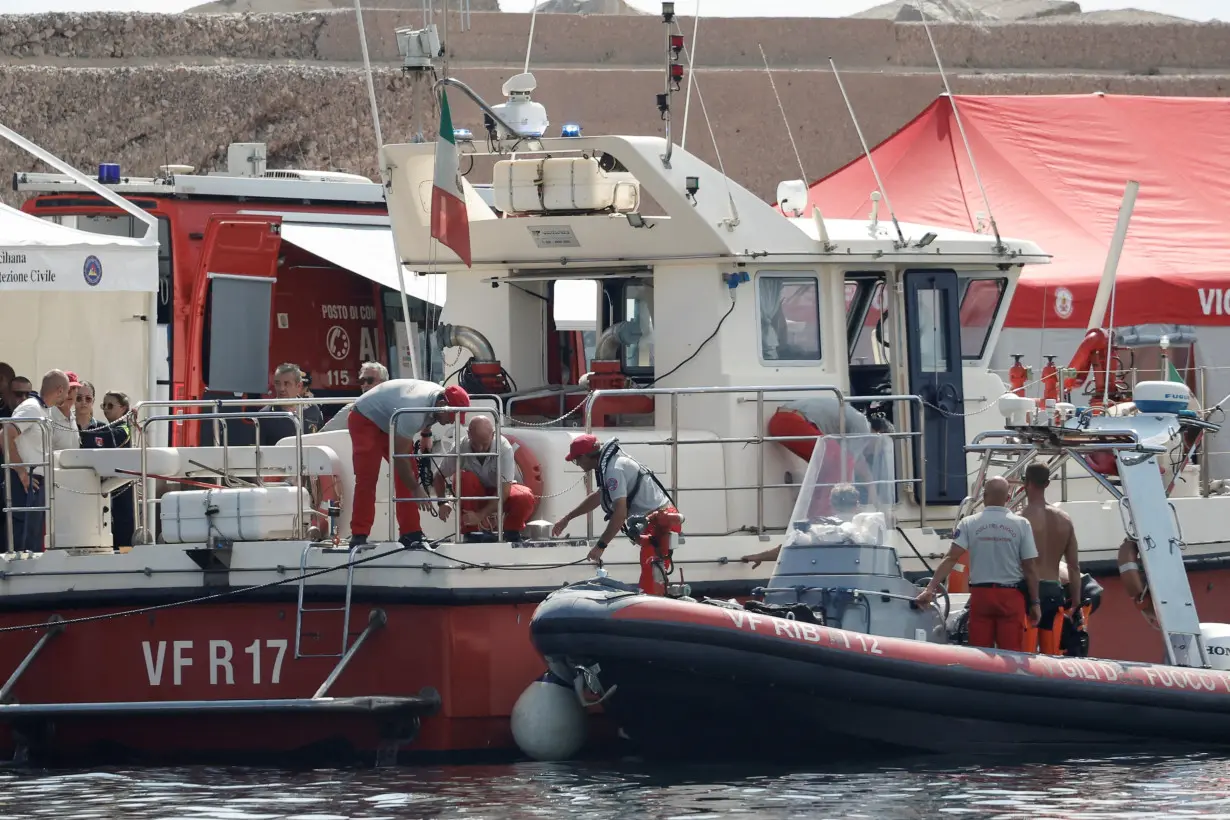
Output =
[
  {"x1": 530, "y1": 586, "x2": 1230, "y2": 761},
  {"x1": 1, "y1": 558, "x2": 1228, "y2": 763},
  {"x1": 0, "y1": 597, "x2": 553, "y2": 764}
]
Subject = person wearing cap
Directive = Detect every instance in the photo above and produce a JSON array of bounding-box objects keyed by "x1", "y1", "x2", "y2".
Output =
[
  {"x1": 552, "y1": 434, "x2": 683, "y2": 595},
  {"x1": 346, "y1": 378, "x2": 470, "y2": 548}
]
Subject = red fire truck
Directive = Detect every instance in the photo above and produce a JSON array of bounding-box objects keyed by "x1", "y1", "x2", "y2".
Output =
[{"x1": 14, "y1": 142, "x2": 446, "y2": 444}]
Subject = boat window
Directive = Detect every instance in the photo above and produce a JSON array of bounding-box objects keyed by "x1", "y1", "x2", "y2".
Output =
[
  {"x1": 759, "y1": 273, "x2": 821, "y2": 362},
  {"x1": 204, "y1": 275, "x2": 273, "y2": 394},
  {"x1": 958, "y1": 277, "x2": 1007, "y2": 360},
  {"x1": 916, "y1": 287, "x2": 950, "y2": 373},
  {"x1": 847, "y1": 279, "x2": 889, "y2": 365},
  {"x1": 621, "y1": 282, "x2": 654, "y2": 370}
]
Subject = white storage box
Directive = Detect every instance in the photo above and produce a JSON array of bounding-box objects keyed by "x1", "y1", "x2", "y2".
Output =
[
  {"x1": 160, "y1": 485, "x2": 307, "y2": 544},
  {"x1": 493, "y1": 157, "x2": 640, "y2": 214}
]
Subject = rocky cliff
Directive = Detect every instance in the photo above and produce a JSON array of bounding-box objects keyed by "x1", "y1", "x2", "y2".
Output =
[{"x1": 1, "y1": 9, "x2": 1228, "y2": 208}]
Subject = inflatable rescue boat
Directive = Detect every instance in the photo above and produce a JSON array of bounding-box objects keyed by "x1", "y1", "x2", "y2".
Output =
[{"x1": 527, "y1": 394, "x2": 1230, "y2": 760}]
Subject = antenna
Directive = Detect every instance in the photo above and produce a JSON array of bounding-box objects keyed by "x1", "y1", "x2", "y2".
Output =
[
  {"x1": 524, "y1": 0, "x2": 541, "y2": 75},
  {"x1": 758, "y1": 43, "x2": 807, "y2": 186},
  {"x1": 356, "y1": 0, "x2": 414, "y2": 369},
  {"x1": 828, "y1": 56, "x2": 905, "y2": 247},
  {"x1": 918, "y1": 5, "x2": 1003, "y2": 251},
  {"x1": 680, "y1": 0, "x2": 701, "y2": 150}
]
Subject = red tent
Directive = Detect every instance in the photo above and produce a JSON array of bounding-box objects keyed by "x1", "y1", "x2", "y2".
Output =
[{"x1": 805, "y1": 94, "x2": 1230, "y2": 328}]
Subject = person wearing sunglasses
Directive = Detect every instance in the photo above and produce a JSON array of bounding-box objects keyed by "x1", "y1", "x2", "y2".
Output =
[
  {"x1": 78, "y1": 388, "x2": 135, "y2": 548},
  {"x1": 320, "y1": 362, "x2": 389, "y2": 433}
]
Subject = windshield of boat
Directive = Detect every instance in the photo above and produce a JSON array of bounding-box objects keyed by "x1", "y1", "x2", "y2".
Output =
[{"x1": 783, "y1": 432, "x2": 896, "y2": 547}]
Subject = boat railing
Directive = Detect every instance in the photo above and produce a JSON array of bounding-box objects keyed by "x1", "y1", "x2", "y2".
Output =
[
  {"x1": 136, "y1": 411, "x2": 304, "y2": 542},
  {"x1": 994, "y1": 363, "x2": 1226, "y2": 495},
  {"x1": 505, "y1": 385, "x2": 590, "y2": 422},
  {"x1": 388, "y1": 404, "x2": 505, "y2": 544},
  {"x1": 582, "y1": 385, "x2": 926, "y2": 536},
  {"x1": 958, "y1": 427, "x2": 1168, "y2": 524},
  {"x1": 0, "y1": 416, "x2": 55, "y2": 554}
]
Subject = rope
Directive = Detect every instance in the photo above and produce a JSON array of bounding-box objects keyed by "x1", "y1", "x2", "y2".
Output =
[{"x1": 0, "y1": 541, "x2": 594, "y2": 635}]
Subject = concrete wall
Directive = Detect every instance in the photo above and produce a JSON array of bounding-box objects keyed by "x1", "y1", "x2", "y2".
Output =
[{"x1": 2, "y1": 10, "x2": 1229, "y2": 208}]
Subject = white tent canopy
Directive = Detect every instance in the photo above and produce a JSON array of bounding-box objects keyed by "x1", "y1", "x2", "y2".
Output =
[
  {"x1": 0, "y1": 121, "x2": 161, "y2": 416},
  {"x1": 0, "y1": 202, "x2": 157, "y2": 292}
]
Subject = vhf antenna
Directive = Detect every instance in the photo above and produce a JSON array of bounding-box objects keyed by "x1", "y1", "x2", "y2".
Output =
[
  {"x1": 919, "y1": 3, "x2": 1003, "y2": 252},
  {"x1": 829, "y1": 56, "x2": 905, "y2": 248}
]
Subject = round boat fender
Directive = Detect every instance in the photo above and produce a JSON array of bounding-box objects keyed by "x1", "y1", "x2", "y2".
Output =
[
  {"x1": 511, "y1": 671, "x2": 587, "y2": 761},
  {"x1": 504, "y1": 433, "x2": 544, "y2": 518}
]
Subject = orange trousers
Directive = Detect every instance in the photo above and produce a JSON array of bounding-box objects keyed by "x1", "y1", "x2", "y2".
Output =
[
  {"x1": 348, "y1": 410, "x2": 421, "y2": 538},
  {"x1": 968, "y1": 586, "x2": 1026, "y2": 651},
  {"x1": 456, "y1": 470, "x2": 535, "y2": 534}
]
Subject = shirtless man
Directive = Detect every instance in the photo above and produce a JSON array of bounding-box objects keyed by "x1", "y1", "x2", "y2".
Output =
[{"x1": 1020, "y1": 463, "x2": 1084, "y2": 653}]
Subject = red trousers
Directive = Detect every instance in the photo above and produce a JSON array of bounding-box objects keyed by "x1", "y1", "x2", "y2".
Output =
[
  {"x1": 767, "y1": 409, "x2": 856, "y2": 517},
  {"x1": 638, "y1": 506, "x2": 683, "y2": 596},
  {"x1": 968, "y1": 586, "x2": 1026, "y2": 651},
  {"x1": 348, "y1": 410, "x2": 421, "y2": 538},
  {"x1": 456, "y1": 470, "x2": 535, "y2": 533}
]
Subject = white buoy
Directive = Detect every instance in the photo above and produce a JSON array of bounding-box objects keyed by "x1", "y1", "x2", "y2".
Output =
[{"x1": 510, "y1": 672, "x2": 587, "y2": 761}]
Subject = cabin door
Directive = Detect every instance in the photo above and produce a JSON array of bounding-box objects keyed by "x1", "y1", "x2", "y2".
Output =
[{"x1": 903, "y1": 270, "x2": 966, "y2": 506}]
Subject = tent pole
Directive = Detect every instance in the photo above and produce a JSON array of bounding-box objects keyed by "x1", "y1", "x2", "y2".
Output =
[
  {"x1": 1086, "y1": 180, "x2": 1139, "y2": 334},
  {"x1": 0, "y1": 122, "x2": 158, "y2": 243}
]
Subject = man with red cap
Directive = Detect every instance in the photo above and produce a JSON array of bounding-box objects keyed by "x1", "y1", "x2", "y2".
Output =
[
  {"x1": 346, "y1": 378, "x2": 470, "y2": 548},
  {"x1": 552, "y1": 434, "x2": 683, "y2": 595}
]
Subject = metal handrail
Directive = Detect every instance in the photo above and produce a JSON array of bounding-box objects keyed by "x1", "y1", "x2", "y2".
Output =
[
  {"x1": 581, "y1": 385, "x2": 927, "y2": 536},
  {"x1": 388, "y1": 405, "x2": 504, "y2": 544},
  {"x1": 0, "y1": 417, "x2": 55, "y2": 553},
  {"x1": 137, "y1": 411, "x2": 302, "y2": 543}
]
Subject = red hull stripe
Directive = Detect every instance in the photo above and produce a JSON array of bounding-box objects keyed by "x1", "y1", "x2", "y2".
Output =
[{"x1": 613, "y1": 598, "x2": 1230, "y2": 696}]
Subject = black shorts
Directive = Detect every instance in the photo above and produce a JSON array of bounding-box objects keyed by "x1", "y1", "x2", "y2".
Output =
[{"x1": 1037, "y1": 580, "x2": 1066, "y2": 631}]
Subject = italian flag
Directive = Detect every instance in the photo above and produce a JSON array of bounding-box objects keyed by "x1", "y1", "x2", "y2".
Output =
[
  {"x1": 431, "y1": 88, "x2": 472, "y2": 267},
  {"x1": 1166, "y1": 357, "x2": 1185, "y2": 385}
]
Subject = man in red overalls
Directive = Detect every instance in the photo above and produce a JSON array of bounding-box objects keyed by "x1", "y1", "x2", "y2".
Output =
[
  {"x1": 346, "y1": 378, "x2": 470, "y2": 548},
  {"x1": 552, "y1": 434, "x2": 683, "y2": 595}
]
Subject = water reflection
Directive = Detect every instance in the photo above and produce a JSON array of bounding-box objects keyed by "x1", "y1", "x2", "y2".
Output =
[{"x1": 0, "y1": 753, "x2": 1228, "y2": 819}]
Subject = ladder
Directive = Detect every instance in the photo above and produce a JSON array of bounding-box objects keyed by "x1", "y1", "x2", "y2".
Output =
[
  {"x1": 1115, "y1": 449, "x2": 1209, "y2": 668},
  {"x1": 294, "y1": 543, "x2": 365, "y2": 659}
]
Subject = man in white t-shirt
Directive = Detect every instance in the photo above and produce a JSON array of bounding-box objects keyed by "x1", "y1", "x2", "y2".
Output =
[
  {"x1": 915, "y1": 476, "x2": 1041, "y2": 651},
  {"x1": 552, "y1": 434, "x2": 682, "y2": 595},
  {"x1": 3, "y1": 370, "x2": 69, "y2": 552}
]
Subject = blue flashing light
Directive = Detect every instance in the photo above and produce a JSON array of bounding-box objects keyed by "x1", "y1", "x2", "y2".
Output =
[
  {"x1": 453, "y1": 128, "x2": 473, "y2": 141},
  {"x1": 561, "y1": 123, "x2": 582, "y2": 138},
  {"x1": 98, "y1": 163, "x2": 120, "y2": 184}
]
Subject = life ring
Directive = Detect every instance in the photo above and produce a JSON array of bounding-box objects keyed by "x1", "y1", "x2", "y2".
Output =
[
  {"x1": 504, "y1": 433, "x2": 545, "y2": 519},
  {"x1": 1118, "y1": 540, "x2": 1159, "y2": 629}
]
